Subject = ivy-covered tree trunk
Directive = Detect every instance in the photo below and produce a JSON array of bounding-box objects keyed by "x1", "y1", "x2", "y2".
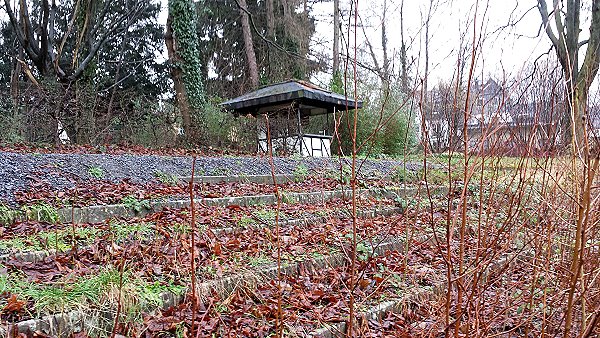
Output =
[
  {"x1": 166, "y1": 0, "x2": 205, "y2": 143},
  {"x1": 165, "y1": 21, "x2": 192, "y2": 139}
]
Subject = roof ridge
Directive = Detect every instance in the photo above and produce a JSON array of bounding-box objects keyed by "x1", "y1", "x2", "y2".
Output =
[{"x1": 255, "y1": 79, "x2": 330, "y2": 93}]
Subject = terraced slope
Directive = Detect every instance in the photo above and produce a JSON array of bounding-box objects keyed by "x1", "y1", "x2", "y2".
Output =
[{"x1": 1, "y1": 152, "x2": 450, "y2": 337}]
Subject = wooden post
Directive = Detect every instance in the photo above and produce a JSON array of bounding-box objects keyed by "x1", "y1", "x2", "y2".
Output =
[{"x1": 297, "y1": 107, "x2": 303, "y2": 156}]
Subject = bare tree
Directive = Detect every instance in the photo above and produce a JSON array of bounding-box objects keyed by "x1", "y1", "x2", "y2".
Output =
[
  {"x1": 423, "y1": 0, "x2": 434, "y2": 98},
  {"x1": 4, "y1": 0, "x2": 151, "y2": 143},
  {"x1": 537, "y1": 3, "x2": 600, "y2": 337},
  {"x1": 537, "y1": 0, "x2": 600, "y2": 151},
  {"x1": 381, "y1": 0, "x2": 389, "y2": 84},
  {"x1": 359, "y1": 4, "x2": 390, "y2": 83}
]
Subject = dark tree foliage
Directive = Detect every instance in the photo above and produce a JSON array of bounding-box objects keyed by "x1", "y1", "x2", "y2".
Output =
[
  {"x1": 0, "y1": 23, "x2": 15, "y2": 88},
  {"x1": 196, "y1": 0, "x2": 319, "y2": 99},
  {"x1": 0, "y1": 0, "x2": 321, "y2": 148},
  {"x1": 95, "y1": 3, "x2": 168, "y2": 98},
  {"x1": 90, "y1": 0, "x2": 170, "y2": 144},
  {"x1": 4, "y1": 0, "x2": 153, "y2": 82},
  {"x1": 0, "y1": 0, "x2": 168, "y2": 144}
]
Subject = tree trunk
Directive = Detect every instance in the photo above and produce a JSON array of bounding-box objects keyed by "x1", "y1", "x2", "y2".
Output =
[
  {"x1": 165, "y1": 13, "x2": 192, "y2": 138},
  {"x1": 333, "y1": 0, "x2": 340, "y2": 74},
  {"x1": 537, "y1": 0, "x2": 600, "y2": 150},
  {"x1": 266, "y1": 0, "x2": 275, "y2": 38},
  {"x1": 400, "y1": 0, "x2": 408, "y2": 93},
  {"x1": 381, "y1": 0, "x2": 389, "y2": 83},
  {"x1": 281, "y1": 0, "x2": 290, "y2": 21},
  {"x1": 265, "y1": 0, "x2": 275, "y2": 78},
  {"x1": 422, "y1": 0, "x2": 433, "y2": 153},
  {"x1": 238, "y1": 0, "x2": 259, "y2": 89},
  {"x1": 568, "y1": 85, "x2": 587, "y2": 151},
  {"x1": 10, "y1": 47, "x2": 23, "y2": 104},
  {"x1": 424, "y1": 0, "x2": 433, "y2": 98}
]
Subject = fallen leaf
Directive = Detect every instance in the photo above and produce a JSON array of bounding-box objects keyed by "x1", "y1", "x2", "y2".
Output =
[
  {"x1": 3, "y1": 294, "x2": 26, "y2": 313},
  {"x1": 358, "y1": 279, "x2": 370, "y2": 289},
  {"x1": 213, "y1": 242, "x2": 222, "y2": 256}
]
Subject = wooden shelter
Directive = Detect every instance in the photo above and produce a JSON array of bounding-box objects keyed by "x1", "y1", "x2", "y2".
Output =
[{"x1": 221, "y1": 80, "x2": 362, "y2": 157}]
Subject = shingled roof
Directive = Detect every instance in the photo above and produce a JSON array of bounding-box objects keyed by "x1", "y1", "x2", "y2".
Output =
[{"x1": 221, "y1": 80, "x2": 362, "y2": 115}]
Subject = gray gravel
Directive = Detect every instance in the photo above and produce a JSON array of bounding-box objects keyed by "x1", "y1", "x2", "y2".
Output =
[{"x1": 0, "y1": 151, "x2": 420, "y2": 206}]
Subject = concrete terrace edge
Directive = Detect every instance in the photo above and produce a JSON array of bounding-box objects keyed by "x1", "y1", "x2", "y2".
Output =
[
  {"x1": 57, "y1": 186, "x2": 445, "y2": 224},
  {"x1": 308, "y1": 251, "x2": 521, "y2": 338},
  {"x1": 0, "y1": 206, "x2": 404, "y2": 263},
  {"x1": 0, "y1": 237, "x2": 412, "y2": 337},
  {"x1": 180, "y1": 174, "x2": 293, "y2": 185}
]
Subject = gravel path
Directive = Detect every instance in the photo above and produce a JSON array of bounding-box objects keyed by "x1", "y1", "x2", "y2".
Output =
[{"x1": 0, "y1": 151, "x2": 420, "y2": 206}]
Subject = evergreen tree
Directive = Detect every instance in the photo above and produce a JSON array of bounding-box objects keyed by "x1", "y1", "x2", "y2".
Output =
[{"x1": 1, "y1": 0, "x2": 166, "y2": 144}]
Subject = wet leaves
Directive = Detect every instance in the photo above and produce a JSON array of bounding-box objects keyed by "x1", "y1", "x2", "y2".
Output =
[
  {"x1": 2, "y1": 294, "x2": 26, "y2": 313},
  {"x1": 13, "y1": 175, "x2": 343, "y2": 210},
  {"x1": 2, "y1": 197, "x2": 405, "y2": 287},
  {"x1": 138, "y1": 247, "x2": 440, "y2": 337},
  {"x1": 1, "y1": 179, "x2": 419, "y2": 337}
]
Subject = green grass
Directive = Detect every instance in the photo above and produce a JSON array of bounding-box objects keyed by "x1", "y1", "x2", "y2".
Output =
[
  {"x1": 110, "y1": 221, "x2": 153, "y2": 242},
  {"x1": 88, "y1": 166, "x2": 104, "y2": 179},
  {"x1": 153, "y1": 171, "x2": 179, "y2": 186},
  {"x1": 21, "y1": 203, "x2": 60, "y2": 224},
  {"x1": 1, "y1": 203, "x2": 61, "y2": 225},
  {"x1": 392, "y1": 166, "x2": 419, "y2": 183},
  {"x1": 0, "y1": 221, "x2": 154, "y2": 253},
  {"x1": 0, "y1": 204, "x2": 20, "y2": 225},
  {"x1": 252, "y1": 209, "x2": 277, "y2": 221},
  {"x1": 0, "y1": 267, "x2": 120, "y2": 314},
  {"x1": 0, "y1": 227, "x2": 100, "y2": 252},
  {"x1": 237, "y1": 215, "x2": 257, "y2": 228},
  {"x1": 0, "y1": 266, "x2": 185, "y2": 320},
  {"x1": 321, "y1": 164, "x2": 352, "y2": 185},
  {"x1": 248, "y1": 254, "x2": 272, "y2": 267},
  {"x1": 172, "y1": 222, "x2": 191, "y2": 234},
  {"x1": 121, "y1": 196, "x2": 151, "y2": 212},
  {"x1": 293, "y1": 164, "x2": 309, "y2": 182}
]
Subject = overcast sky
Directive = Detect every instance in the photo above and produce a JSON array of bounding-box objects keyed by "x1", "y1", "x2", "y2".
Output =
[
  {"x1": 308, "y1": 0, "x2": 555, "y2": 87},
  {"x1": 0, "y1": 1, "x2": 577, "y2": 89},
  {"x1": 154, "y1": 0, "x2": 554, "y2": 86}
]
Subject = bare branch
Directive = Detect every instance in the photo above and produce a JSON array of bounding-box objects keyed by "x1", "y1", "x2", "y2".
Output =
[
  {"x1": 55, "y1": 0, "x2": 81, "y2": 77},
  {"x1": 358, "y1": 13, "x2": 381, "y2": 78},
  {"x1": 3, "y1": 0, "x2": 39, "y2": 62},
  {"x1": 40, "y1": 0, "x2": 50, "y2": 71},
  {"x1": 16, "y1": 58, "x2": 40, "y2": 88},
  {"x1": 537, "y1": 0, "x2": 559, "y2": 47},
  {"x1": 19, "y1": 0, "x2": 40, "y2": 56},
  {"x1": 69, "y1": 1, "x2": 147, "y2": 82}
]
